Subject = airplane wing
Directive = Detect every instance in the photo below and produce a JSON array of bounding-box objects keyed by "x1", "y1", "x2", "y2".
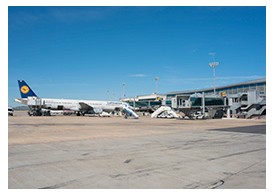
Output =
[
  {"x1": 15, "y1": 98, "x2": 28, "y2": 105},
  {"x1": 79, "y1": 102, "x2": 93, "y2": 111},
  {"x1": 79, "y1": 102, "x2": 103, "y2": 114}
]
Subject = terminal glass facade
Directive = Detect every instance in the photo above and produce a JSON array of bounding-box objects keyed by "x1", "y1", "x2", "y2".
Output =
[{"x1": 190, "y1": 97, "x2": 224, "y2": 107}]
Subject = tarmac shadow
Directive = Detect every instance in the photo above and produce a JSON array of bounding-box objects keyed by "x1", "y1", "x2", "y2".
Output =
[{"x1": 209, "y1": 125, "x2": 266, "y2": 134}]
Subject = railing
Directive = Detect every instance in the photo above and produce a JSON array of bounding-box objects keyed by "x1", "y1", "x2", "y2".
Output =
[{"x1": 246, "y1": 105, "x2": 266, "y2": 118}]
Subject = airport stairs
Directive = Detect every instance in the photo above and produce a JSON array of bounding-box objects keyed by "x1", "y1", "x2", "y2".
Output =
[
  {"x1": 151, "y1": 106, "x2": 180, "y2": 118},
  {"x1": 230, "y1": 103, "x2": 242, "y2": 114},
  {"x1": 123, "y1": 107, "x2": 139, "y2": 119},
  {"x1": 245, "y1": 105, "x2": 266, "y2": 119}
]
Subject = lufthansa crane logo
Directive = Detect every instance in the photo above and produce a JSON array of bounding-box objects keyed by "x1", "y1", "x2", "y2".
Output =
[{"x1": 20, "y1": 85, "x2": 29, "y2": 94}]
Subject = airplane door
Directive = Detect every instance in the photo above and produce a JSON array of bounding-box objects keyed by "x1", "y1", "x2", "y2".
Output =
[{"x1": 57, "y1": 105, "x2": 64, "y2": 110}]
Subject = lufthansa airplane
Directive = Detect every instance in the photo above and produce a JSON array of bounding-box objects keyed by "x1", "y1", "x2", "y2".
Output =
[{"x1": 15, "y1": 80, "x2": 139, "y2": 118}]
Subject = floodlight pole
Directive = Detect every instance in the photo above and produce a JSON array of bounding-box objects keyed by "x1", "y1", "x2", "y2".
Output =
[
  {"x1": 122, "y1": 82, "x2": 126, "y2": 98},
  {"x1": 155, "y1": 77, "x2": 160, "y2": 96},
  {"x1": 209, "y1": 62, "x2": 219, "y2": 95}
]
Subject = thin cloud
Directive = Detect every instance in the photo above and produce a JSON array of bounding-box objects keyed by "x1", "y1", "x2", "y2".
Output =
[
  {"x1": 49, "y1": 7, "x2": 118, "y2": 23},
  {"x1": 9, "y1": 7, "x2": 119, "y2": 30},
  {"x1": 128, "y1": 74, "x2": 147, "y2": 78},
  {"x1": 208, "y1": 52, "x2": 216, "y2": 56},
  {"x1": 192, "y1": 49, "x2": 198, "y2": 53}
]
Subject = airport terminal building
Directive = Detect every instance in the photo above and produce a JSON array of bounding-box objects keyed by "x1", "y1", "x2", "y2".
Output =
[
  {"x1": 122, "y1": 77, "x2": 266, "y2": 118},
  {"x1": 166, "y1": 77, "x2": 266, "y2": 99}
]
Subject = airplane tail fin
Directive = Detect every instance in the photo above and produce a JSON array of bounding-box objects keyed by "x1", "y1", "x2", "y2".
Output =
[{"x1": 18, "y1": 80, "x2": 37, "y2": 98}]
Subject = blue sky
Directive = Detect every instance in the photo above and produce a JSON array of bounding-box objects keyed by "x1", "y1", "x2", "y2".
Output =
[{"x1": 8, "y1": 6, "x2": 266, "y2": 106}]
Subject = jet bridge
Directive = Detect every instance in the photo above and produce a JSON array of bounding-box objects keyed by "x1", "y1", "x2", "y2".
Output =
[
  {"x1": 170, "y1": 93, "x2": 228, "y2": 119},
  {"x1": 151, "y1": 93, "x2": 227, "y2": 119}
]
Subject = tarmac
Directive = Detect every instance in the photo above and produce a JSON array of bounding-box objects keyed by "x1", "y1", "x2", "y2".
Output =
[{"x1": 8, "y1": 111, "x2": 266, "y2": 189}]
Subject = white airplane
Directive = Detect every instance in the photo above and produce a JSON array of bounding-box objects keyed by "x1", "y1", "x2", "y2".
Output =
[{"x1": 15, "y1": 80, "x2": 139, "y2": 118}]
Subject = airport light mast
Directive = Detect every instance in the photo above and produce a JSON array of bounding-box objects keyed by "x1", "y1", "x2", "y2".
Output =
[
  {"x1": 209, "y1": 61, "x2": 219, "y2": 95},
  {"x1": 122, "y1": 82, "x2": 126, "y2": 98},
  {"x1": 155, "y1": 77, "x2": 160, "y2": 96}
]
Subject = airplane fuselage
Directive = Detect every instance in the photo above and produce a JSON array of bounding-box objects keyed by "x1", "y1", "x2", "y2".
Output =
[
  {"x1": 42, "y1": 98, "x2": 128, "y2": 112},
  {"x1": 17, "y1": 97, "x2": 129, "y2": 112}
]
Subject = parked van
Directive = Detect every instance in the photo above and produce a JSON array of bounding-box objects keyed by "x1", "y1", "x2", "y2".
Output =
[{"x1": 8, "y1": 107, "x2": 14, "y2": 116}]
